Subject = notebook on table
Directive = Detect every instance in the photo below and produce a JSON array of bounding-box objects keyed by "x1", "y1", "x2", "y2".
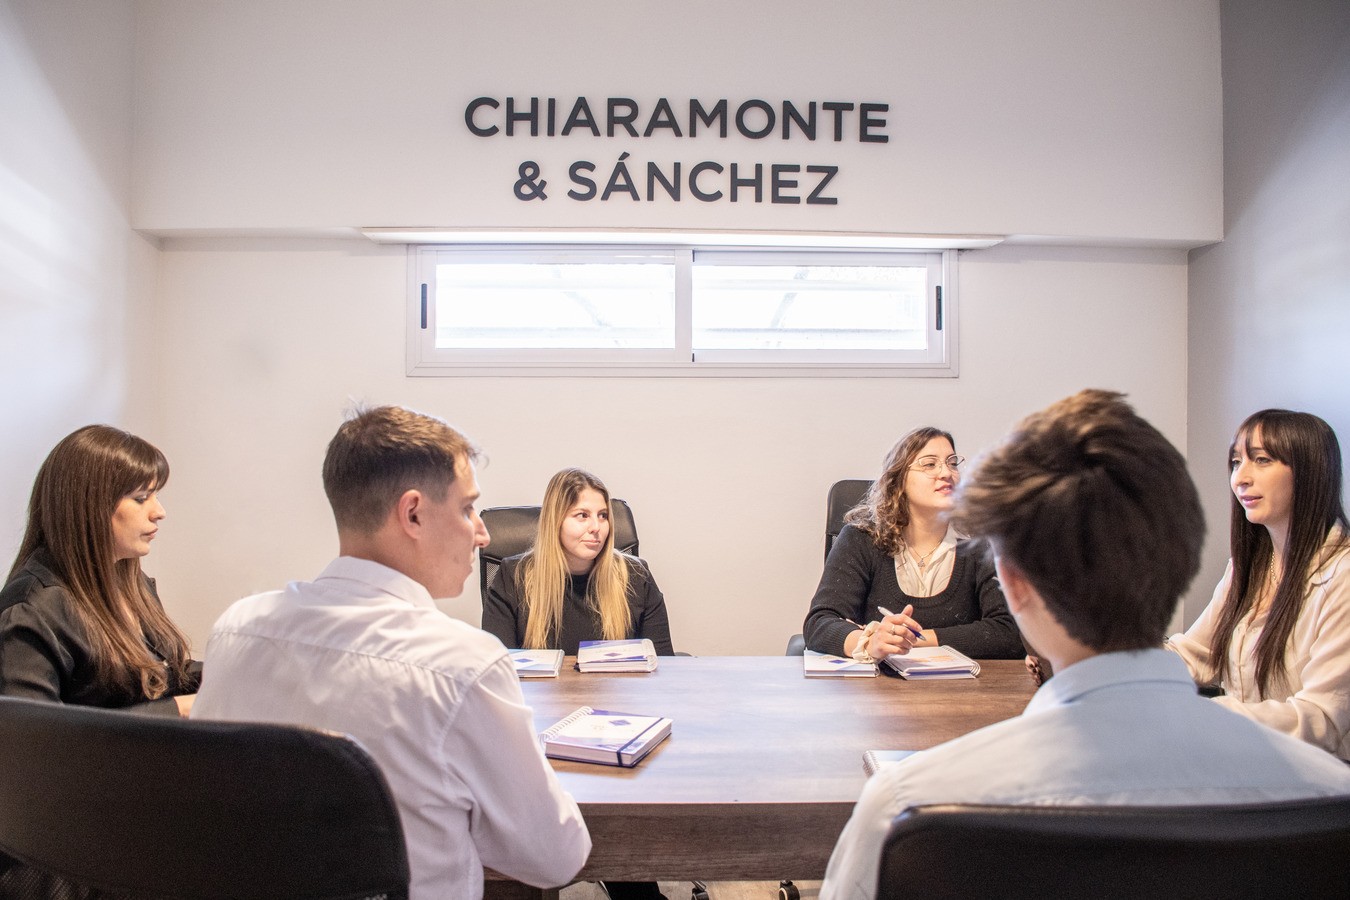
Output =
[
  {"x1": 508, "y1": 648, "x2": 564, "y2": 678},
  {"x1": 804, "y1": 649, "x2": 878, "y2": 677},
  {"x1": 540, "y1": 706, "x2": 672, "y2": 767},
  {"x1": 881, "y1": 645, "x2": 980, "y2": 679},
  {"x1": 577, "y1": 638, "x2": 658, "y2": 673},
  {"x1": 862, "y1": 749, "x2": 920, "y2": 776}
]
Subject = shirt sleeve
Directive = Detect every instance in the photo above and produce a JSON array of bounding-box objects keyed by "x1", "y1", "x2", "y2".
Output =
[
  {"x1": 1165, "y1": 562, "x2": 1232, "y2": 685},
  {"x1": 929, "y1": 542, "x2": 1025, "y2": 659},
  {"x1": 1211, "y1": 553, "x2": 1350, "y2": 757},
  {"x1": 0, "y1": 601, "x2": 70, "y2": 703},
  {"x1": 819, "y1": 766, "x2": 906, "y2": 900},
  {"x1": 632, "y1": 560, "x2": 676, "y2": 656},
  {"x1": 804, "y1": 525, "x2": 877, "y2": 657},
  {"x1": 443, "y1": 654, "x2": 591, "y2": 887},
  {"x1": 482, "y1": 560, "x2": 524, "y2": 649}
]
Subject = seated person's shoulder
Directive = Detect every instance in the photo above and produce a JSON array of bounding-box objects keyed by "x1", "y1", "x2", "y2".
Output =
[
  {"x1": 831, "y1": 523, "x2": 877, "y2": 554},
  {"x1": 394, "y1": 605, "x2": 513, "y2": 676},
  {"x1": 0, "y1": 557, "x2": 74, "y2": 620}
]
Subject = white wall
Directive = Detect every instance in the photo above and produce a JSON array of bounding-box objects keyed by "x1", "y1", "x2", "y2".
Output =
[
  {"x1": 0, "y1": 1, "x2": 1216, "y2": 658},
  {"x1": 0, "y1": 1, "x2": 158, "y2": 563},
  {"x1": 147, "y1": 238, "x2": 1189, "y2": 653},
  {"x1": 131, "y1": 0, "x2": 1221, "y2": 245},
  {"x1": 119, "y1": 0, "x2": 1215, "y2": 654},
  {"x1": 1186, "y1": 0, "x2": 1350, "y2": 620}
]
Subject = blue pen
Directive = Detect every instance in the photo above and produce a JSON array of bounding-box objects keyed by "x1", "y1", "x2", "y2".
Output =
[{"x1": 878, "y1": 606, "x2": 924, "y2": 640}]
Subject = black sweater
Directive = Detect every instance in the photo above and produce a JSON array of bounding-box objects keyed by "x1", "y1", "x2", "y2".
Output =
[
  {"x1": 803, "y1": 524, "x2": 1024, "y2": 659},
  {"x1": 482, "y1": 553, "x2": 676, "y2": 656}
]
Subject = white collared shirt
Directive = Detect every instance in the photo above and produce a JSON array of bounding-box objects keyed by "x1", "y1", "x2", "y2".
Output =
[
  {"x1": 820, "y1": 648, "x2": 1350, "y2": 900},
  {"x1": 193, "y1": 557, "x2": 590, "y2": 900}
]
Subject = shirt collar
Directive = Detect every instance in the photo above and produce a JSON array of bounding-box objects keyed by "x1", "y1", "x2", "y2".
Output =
[
  {"x1": 1023, "y1": 647, "x2": 1195, "y2": 716},
  {"x1": 314, "y1": 556, "x2": 437, "y2": 610}
]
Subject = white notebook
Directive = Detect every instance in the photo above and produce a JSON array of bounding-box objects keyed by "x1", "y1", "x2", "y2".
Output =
[
  {"x1": 508, "y1": 648, "x2": 564, "y2": 678},
  {"x1": 540, "y1": 706, "x2": 672, "y2": 767},
  {"x1": 881, "y1": 645, "x2": 981, "y2": 679},
  {"x1": 804, "y1": 649, "x2": 878, "y2": 678},
  {"x1": 576, "y1": 638, "x2": 658, "y2": 673}
]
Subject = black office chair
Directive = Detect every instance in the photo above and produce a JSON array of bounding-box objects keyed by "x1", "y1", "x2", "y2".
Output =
[
  {"x1": 0, "y1": 696, "x2": 409, "y2": 900},
  {"x1": 786, "y1": 479, "x2": 873, "y2": 657},
  {"x1": 877, "y1": 799, "x2": 1350, "y2": 900},
  {"x1": 479, "y1": 498, "x2": 639, "y2": 599},
  {"x1": 825, "y1": 478, "x2": 872, "y2": 563}
]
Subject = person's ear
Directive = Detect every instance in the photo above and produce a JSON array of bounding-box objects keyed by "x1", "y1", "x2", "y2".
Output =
[
  {"x1": 994, "y1": 555, "x2": 1036, "y2": 616},
  {"x1": 395, "y1": 489, "x2": 422, "y2": 537}
]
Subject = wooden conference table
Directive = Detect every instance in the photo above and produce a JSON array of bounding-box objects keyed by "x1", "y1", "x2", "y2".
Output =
[{"x1": 488, "y1": 655, "x2": 1037, "y2": 896}]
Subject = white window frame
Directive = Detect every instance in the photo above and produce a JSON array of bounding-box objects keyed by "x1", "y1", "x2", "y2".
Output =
[{"x1": 405, "y1": 244, "x2": 960, "y2": 377}]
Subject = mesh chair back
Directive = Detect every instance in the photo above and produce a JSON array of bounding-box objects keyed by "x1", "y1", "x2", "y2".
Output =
[
  {"x1": 825, "y1": 479, "x2": 872, "y2": 562},
  {"x1": 878, "y1": 799, "x2": 1350, "y2": 900},
  {"x1": 0, "y1": 696, "x2": 409, "y2": 900},
  {"x1": 479, "y1": 498, "x2": 638, "y2": 599}
]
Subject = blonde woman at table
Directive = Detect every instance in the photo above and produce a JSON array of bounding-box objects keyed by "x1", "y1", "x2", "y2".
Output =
[
  {"x1": 0, "y1": 425, "x2": 199, "y2": 716},
  {"x1": 803, "y1": 427, "x2": 1024, "y2": 664},
  {"x1": 483, "y1": 467, "x2": 674, "y2": 659},
  {"x1": 1167, "y1": 409, "x2": 1350, "y2": 760},
  {"x1": 484, "y1": 467, "x2": 674, "y2": 900}
]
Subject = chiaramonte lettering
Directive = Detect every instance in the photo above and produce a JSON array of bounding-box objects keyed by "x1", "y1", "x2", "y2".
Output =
[{"x1": 465, "y1": 96, "x2": 889, "y2": 143}]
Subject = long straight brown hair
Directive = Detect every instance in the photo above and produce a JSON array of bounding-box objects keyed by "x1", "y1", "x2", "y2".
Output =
[
  {"x1": 517, "y1": 468, "x2": 632, "y2": 649},
  {"x1": 9, "y1": 425, "x2": 193, "y2": 700},
  {"x1": 1209, "y1": 410, "x2": 1349, "y2": 696}
]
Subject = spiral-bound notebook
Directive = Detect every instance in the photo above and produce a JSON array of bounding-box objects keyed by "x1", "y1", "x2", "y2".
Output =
[
  {"x1": 540, "y1": 706, "x2": 672, "y2": 767},
  {"x1": 881, "y1": 645, "x2": 980, "y2": 679},
  {"x1": 862, "y1": 749, "x2": 919, "y2": 776}
]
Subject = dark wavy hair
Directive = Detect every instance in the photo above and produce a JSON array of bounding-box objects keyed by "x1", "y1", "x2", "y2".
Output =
[
  {"x1": 845, "y1": 427, "x2": 955, "y2": 556},
  {"x1": 1208, "y1": 409, "x2": 1349, "y2": 696}
]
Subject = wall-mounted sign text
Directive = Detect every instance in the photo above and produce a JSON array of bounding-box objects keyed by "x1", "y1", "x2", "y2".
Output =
[{"x1": 464, "y1": 96, "x2": 889, "y2": 206}]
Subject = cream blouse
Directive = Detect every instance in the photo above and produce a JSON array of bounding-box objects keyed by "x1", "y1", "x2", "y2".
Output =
[{"x1": 1167, "y1": 528, "x2": 1350, "y2": 760}]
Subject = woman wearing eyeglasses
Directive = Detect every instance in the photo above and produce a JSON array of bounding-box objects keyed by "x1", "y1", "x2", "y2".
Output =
[{"x1": 803, "y1": 427, "x2": 1025, "y2": 663}]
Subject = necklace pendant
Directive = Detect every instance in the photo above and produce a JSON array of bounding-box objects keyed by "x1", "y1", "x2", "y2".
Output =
[{"x1": 918, "y1": 558, "x2": 927, "y2": 570}]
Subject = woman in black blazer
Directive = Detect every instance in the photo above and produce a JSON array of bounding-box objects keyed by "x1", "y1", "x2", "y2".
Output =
[{"x1": 0, "y1": 425, "x2": 199, "y2": 716}]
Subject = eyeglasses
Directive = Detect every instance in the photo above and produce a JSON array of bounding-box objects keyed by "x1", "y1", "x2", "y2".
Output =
[{"x1": 909, "y1": 454, "x2": 965, "y2": 476}]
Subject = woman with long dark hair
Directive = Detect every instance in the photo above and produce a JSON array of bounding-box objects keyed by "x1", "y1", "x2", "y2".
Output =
[
  {"x1": 1168, "y1": 409, "x2": 1350, "y2": 759},
  {"x1": 803, "y1": 427, "x2": 1024, "y2": 663},
  {"x1": 0, "y1": 425, "x2": 199, "y2": 715}
]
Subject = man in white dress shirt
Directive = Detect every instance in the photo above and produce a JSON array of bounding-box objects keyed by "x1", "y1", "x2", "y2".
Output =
[
  {"x1": 819, "y1": 389, "x2": 1350, "y2": 900},
  {"x1": 193, "y1": 406, "x2": 590, "y2": 900}
]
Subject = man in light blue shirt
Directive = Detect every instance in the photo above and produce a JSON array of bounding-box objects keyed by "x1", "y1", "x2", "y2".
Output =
[{"x1": 820, "y1": 389, "x2": 1350, "y2": 900}]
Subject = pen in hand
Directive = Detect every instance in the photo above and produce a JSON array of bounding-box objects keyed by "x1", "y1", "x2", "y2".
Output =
[{"x1": 877, "y1": 607, "x2": 925, "y2": 640}]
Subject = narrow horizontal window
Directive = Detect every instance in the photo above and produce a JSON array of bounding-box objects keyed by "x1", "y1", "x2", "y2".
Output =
[
  {"x1": 434, "y1": 257, "x2": 675, "y2": 350},
  {"x1": 407, "y1": 245, "x2": 956, "y2": 377}
]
